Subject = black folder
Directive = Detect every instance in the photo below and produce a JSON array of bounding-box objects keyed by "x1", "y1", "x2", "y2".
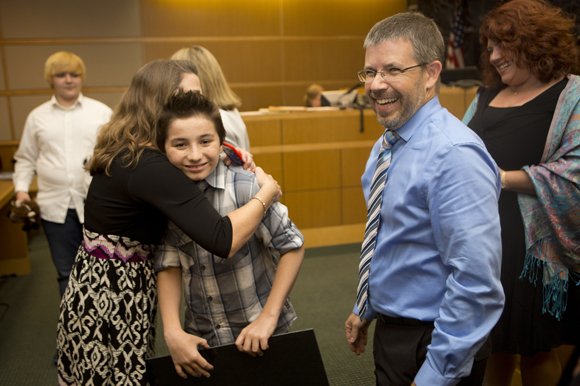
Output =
[{"x1": 146, "y1": 329, "x2": 330, "y2": 386}]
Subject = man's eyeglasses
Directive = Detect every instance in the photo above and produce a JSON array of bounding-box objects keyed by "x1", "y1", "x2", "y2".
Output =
[{"x1": 357, "y1": 63, "x2": 427, "y2": 82}]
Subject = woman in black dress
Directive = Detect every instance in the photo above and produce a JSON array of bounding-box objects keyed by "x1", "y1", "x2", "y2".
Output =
[
  {"x1": 57, "y1": 60, "x2": 282, "y2": 386},
  {"x1": 463, "y1": 1, "x2": 580, "y2": 385}
]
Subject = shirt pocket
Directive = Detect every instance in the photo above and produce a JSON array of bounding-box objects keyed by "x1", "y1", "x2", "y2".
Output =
[
  {"x1": 213, "y1": 243, "x2": 249, "y2": 266},
  {"x1": 177, "y1": 243, "x2": 197, "y2": 271}
]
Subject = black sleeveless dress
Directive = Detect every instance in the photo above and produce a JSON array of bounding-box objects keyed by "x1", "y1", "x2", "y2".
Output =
[{"x1": 467, "y1": 79, "x2": 580, "y2": 356}]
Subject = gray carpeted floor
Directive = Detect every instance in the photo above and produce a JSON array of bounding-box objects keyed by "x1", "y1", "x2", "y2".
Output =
[{"x1": 0, "y1": 231, "x2": 375, "y2": 385}]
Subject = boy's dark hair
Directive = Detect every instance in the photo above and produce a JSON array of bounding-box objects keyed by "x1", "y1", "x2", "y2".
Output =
[{"x1": 156, "y1": 90, "x2": 226, "y2": 152}]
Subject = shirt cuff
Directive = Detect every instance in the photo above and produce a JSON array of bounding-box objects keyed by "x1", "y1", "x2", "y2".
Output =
[
  {"x1": 415, "y1": 358, "x2": 463, "y2": 386},
  {"x1": 13, "y1": 182, "x2": 30, "y2": 193},
  {"x1": 351, "y1": 304, "x2": 377, "y2": 321}
]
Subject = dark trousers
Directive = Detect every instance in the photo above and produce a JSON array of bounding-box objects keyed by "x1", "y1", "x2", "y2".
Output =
[
  {"x1": 373, "y1": 313, "x2": 488, "y2": 386},
  {"x1": 41, "y1": 209, "x2": 83, "y2": 298}
]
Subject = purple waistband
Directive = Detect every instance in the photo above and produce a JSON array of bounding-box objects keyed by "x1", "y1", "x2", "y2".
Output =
[{"x1": 82, "y1": 228, "x2": 153, "y2": 263}]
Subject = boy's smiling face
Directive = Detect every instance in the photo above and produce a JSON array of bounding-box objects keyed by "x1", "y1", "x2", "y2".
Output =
[{"x1": 165, "y1": 115, "x2": 222, "y2": 181}]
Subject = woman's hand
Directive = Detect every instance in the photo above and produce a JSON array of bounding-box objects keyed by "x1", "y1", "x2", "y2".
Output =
[
  {"x1": 165, "y1": 328, "x2": 214, "y2": 379},
  {"x1": 238, "y1": 148, "x2": 256, "y2": 172},
  {"x1": 255, "y1": 167, "x2": 282, "y2": 203},
  {"x1": 222, "y1": 146, "x2": 256, "y2": 172}
]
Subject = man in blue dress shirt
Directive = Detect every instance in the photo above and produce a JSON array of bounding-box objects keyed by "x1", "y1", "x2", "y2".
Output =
[{"x1": 344, "y1": 12, "x2": 504, "y2": 386}]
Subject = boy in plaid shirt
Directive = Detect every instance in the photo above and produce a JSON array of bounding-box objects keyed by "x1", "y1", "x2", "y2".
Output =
[{"x1": 154, "y1": 91, "x2": 304, "y2": 380}]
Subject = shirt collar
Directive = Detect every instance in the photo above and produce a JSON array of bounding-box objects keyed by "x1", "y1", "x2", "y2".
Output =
[
  {"x1": 51, "y1": 93, "x2": 83, "y2": 110},
  {"x1": 196, "y1": 160, "x2": 226, "y2": 192},
  {"x1": 393, "y1": 96, "x2": 441, "y2": 143}
]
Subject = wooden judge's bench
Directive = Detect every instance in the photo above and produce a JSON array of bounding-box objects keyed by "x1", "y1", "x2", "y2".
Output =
[
  {"x1": 0, "y1": 141, "x2": 35, "y2": 276},
  {"x1": 0, "y1": 87, "x2": 477, "y2": 276}
]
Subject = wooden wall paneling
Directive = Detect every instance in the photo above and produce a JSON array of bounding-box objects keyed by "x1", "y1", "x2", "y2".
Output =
[
  {"x1": 143, "y1": 39, "x2": 285, "y2": 111},
  {"x1": 363, "y1": 111, "x2": 386, "y2": 134},
  {"x1": 284, "y1": 189, "x2": 342, "y2": 229},
  {"x1": 282, "y1": 111, "x2": 384, "y2": 145},
  {"x1": 341, "y1": 146, "x2": 373, "y2": 188},
  {"x1": 283, "y1": 39, "x2": 364, "y2": 83},
  {"x1": 437, "y1": 86, "x2": 466, "y2": 119},
  {"x1": 141, "y1": 42, "x2": 192, "y2": 62},
  {"x1": 245, "y1": 118, "x2": 282, "y2": 147},
  {"x1": 435, "y1": 87, "x2": 480, "y2": 120},
  {"x1": 0, "y1": 48, "x2": 5, "y2": 90},
  {"x1": 83, "y1": 91, "x2": 126, "y2": 111},
  {"x1": 4, "y1": 45, "x2": 49, "y2": 90},
  {"x1": 139, "y1": 0, "x2": 281, "y2": 37},
  {"x1": 10, "y1": 95, "x2": 50, "y2": 140},
  {"x1": 0, "y1": 96, "x2": 10, "y2": 141},
  {"x1": 202, "y1": 41, "x2": 284, "y2": 84},
  {"x1": 342, "y1": 186, "x2": 367, "y2": 225},
  {"x1": 0, "y1": 0, "x2": 140, "y2": 39},
  {"x1": 282, "y1": 113, "x2": 353, "y2": 145},
  {"x1": 252, "y1": 152, "x2": 284, "y2": 192},
  {"x1": 74, "y1": 44, "x2": 144, "y2": 88},
  {"x1": 282, "y1": 0, "x2": 407, "y2": 36},
  {"x1": 283, "y1": 149, "x2": 341, "y2": 191},
  {"x1": 234, "y1": 86, "x2": 284, "y2": 113},
  {"x1": 143, "y1": 41, "x2": 284, "y2": 84}
]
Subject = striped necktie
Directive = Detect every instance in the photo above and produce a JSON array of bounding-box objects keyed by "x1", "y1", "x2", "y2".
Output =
[{"x1": 356, "y1": 130, "x2": 399, "y2": 320}]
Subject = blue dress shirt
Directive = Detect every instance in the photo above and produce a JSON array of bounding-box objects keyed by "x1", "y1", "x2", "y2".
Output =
[{"x1": 357, "y1": 97, "x2": 505, "y2": 386}]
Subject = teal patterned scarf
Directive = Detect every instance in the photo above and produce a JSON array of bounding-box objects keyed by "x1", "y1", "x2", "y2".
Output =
[{"x1": 518, "y1": 75, "x2": 580, "y2": 320}]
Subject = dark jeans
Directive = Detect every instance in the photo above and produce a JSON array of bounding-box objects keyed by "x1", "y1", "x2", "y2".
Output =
[
  {"x1": 41, "y1": 209, "x2": 83, "y2": 298},
  {"x1": 373, "y1": 313, "x2": 488, "y2": 386}
]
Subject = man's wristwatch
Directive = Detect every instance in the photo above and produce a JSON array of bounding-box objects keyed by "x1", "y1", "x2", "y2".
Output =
[{"x1": 501, "y1": 171, "x2": 507, "y2": 189}]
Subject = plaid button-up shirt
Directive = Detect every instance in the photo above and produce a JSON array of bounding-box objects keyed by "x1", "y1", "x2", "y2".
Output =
[{"x1": 154, "y1": 161, "x2": 304, "y2": 346}]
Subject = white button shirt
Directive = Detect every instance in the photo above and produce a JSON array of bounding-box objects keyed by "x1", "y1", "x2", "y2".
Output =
[
  {"x1": 219, "y1": 109, "x2": 250, "y2": 151},
  {"x1": 13, "y1": 94, "x2": 112, "y2": 223}
]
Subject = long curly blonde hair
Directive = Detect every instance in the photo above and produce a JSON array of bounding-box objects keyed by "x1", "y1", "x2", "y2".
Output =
[{"x1": 89, "y1": 60, "x2": 198, "y2": 176}]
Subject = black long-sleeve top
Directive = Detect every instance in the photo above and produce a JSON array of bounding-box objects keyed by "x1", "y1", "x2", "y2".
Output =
[{"x1": 85, "y1": 148, "x2": 232, "y2": 258}]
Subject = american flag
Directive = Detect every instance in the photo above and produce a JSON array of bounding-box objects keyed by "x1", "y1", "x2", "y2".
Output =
[{"x1": 446, "y1": 1, "x2": 465, "y2": 69}]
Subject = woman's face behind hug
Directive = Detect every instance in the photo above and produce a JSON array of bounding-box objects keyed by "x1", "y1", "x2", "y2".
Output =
[
  {"x1": 179, "y1": 73, "x2": 202, "y2": 94},
  {"x1": 164, "y1": 115, "x2": 222, "y2": 181}
]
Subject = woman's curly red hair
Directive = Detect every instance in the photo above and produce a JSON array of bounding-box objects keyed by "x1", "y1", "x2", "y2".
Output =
[{"x1": 479, "y1": 0, "x2": 580, "y2": 89}]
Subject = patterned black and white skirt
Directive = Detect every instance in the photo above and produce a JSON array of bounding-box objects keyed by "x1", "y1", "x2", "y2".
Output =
[{"x1": 57, "y1": 228, "x2": 157, "y2": 386}]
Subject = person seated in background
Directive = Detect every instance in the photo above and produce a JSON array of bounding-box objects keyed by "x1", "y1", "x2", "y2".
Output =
[
  {"x1": 171, "y1": 46, "x2": 251, "y2": 151},
  {"x1": 13, "y1": 51, "x2": 112, "y2": 300},
  {"x1": 154, "y1": 91, "x2": 305, "y2": 380},
  {"x1": 304, "y1": 84, "x2": 331, "y2": 107}
]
